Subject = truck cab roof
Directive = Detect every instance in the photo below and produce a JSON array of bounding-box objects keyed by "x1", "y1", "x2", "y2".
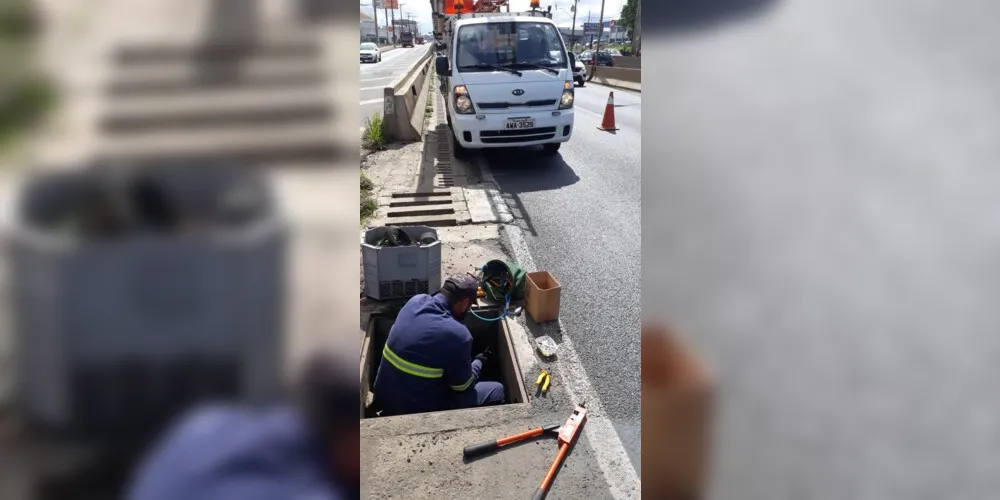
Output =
[{"x1": 451, "y1": 13, "x2": 556, "y2": 27}]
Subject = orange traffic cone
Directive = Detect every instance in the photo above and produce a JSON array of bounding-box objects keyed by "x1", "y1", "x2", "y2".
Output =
[{"x1": 598, "y1": 91, "x2": 618, "y2": 132}]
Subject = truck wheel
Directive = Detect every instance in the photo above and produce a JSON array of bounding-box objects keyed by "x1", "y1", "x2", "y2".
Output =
[
  {"x1": 452, "y1": 133, "x2": 470, "y2": 160},
  {"x1": 542, "y1": 143, "x2": 561, "y2": 155}
]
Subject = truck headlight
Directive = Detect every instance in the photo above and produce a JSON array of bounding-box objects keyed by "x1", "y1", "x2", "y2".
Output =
[
  {"x1": 454, "y1": 85, "x2": 474, "y2": 114},
  {"x1": 559, "y1": 81, "x2": 574, "y2": 109}
]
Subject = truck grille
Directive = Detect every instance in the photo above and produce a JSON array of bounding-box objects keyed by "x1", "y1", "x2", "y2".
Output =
[
  {"x1": 477, "y1": 99, "x2": 557, "y2": 110},
  {"x1": 481, "y1": 127, "x2": 557, "y2": 144}
]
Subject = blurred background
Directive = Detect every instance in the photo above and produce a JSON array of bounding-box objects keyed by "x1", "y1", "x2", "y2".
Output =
[
  {"x1": 644, "y1": 0, "x2": 1000, "y2": 499},
  {"x1": 0, "y1": 0, "x2": 359, "y2": 497}
]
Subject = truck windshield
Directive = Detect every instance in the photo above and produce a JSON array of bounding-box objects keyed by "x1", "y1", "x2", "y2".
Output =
[{"x1": 455, "y1": 22, "x2": 567, "y2": 72}]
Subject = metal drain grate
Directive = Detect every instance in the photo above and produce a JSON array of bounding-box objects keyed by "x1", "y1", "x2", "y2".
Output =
[
  {"x1": 381, "y1": 191, "x2": 458, "y2": 227},
  {"x1": 433, "y1": 89, "x2": 455, "y2": 188}
]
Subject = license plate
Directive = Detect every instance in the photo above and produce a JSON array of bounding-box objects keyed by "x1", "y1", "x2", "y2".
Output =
[{"x1": 506, "y1": 118, "x2": 535, "y2": 130}]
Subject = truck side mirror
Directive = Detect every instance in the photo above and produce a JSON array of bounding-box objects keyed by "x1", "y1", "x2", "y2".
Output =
[
  {"x1": 435, "y1": 55, "x2": 451, "y2": 77},
  {"x1": 568, "y1": 52, "x2": 576, "y2": 66}
]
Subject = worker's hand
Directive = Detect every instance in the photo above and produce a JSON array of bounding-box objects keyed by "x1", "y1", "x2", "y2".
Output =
[
  {"x1": 641, "y1": 323, "x2": 714, "y2": 498},
  {"x1": 474, "y1": 346, "x2": 492, "y2": 363}
]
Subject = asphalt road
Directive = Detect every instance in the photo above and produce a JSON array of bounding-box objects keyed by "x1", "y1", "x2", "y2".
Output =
[
  {"x1": 483, "y1": 83, "x2": 643, "y2": 473},
  {"x1": 360, "y1": 44, "x2": 432, "y2": 127},
  {"x1": 646, "y1": 1, "x2": 1000, "y2": 499}
]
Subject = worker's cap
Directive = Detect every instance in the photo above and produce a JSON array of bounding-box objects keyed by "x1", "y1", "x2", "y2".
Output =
[{"x1": 438, "y1": 274, "x2": 479, "y2": 304}]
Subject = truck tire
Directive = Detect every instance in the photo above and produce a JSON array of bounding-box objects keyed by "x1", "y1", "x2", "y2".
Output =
[
  {"x1": 542, "y1": 143, "x2": 561, "y2": 155},
  {"x1": 452, "y1": 132, "x2": 470, "y2": 160}
]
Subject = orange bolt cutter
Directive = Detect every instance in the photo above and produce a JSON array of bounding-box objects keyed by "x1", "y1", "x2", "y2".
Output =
[{"x1": 462, "y1": 404, "x2": 588, "y2": 500}]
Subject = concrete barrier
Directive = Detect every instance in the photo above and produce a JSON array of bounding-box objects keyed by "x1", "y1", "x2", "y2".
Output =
[
  {"x1": 382, "y1": 45, "x2": 434, "y2": 142},
  {"x1": 588, "y1": 65, "x2": 641, "y2": 92},
  {"x1": 612, "y1": 55, "x2": 641, "y2": 69}
]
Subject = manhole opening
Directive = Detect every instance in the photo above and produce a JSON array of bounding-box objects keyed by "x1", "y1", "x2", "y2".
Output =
[{"x1": 360, "y1": 307, "x2": 528, "y2": 419}]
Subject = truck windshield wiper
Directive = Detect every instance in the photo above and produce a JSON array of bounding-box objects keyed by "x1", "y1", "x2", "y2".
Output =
[
  {"x1": 457, "y1": 63, "x2": 522, "y2": 77},
  {"x1": 511, "y1": 62, "x2": 560, "y2": 75}
]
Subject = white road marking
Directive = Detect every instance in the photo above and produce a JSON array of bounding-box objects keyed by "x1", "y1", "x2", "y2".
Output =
[
  {"x1": 476, "y1": 157, "x2": 642, "y2": 500},
  {"x1": 360, "y1": 98, "x2": 382, "y2": 105},
  {"x1": 360, "y1": 77, "x2": 394, "y2": 82},
  {"x1": 360, "y1": 86, "x2": 385, "y2": 91}
]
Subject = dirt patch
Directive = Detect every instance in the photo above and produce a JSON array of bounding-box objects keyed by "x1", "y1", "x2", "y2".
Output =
[
  {"x1": 437, "y1": 225, "x2": 508, "y2": 278},
  {"x1": 361, "y1": 141, "x2": 423, "y2": 201}
]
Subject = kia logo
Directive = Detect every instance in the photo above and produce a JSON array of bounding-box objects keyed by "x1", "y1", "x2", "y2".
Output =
[{"x1": 512, "y1": 89, "x2": 525, "y2": 96}]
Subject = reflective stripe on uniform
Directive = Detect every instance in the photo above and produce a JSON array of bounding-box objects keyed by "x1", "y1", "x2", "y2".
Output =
[
  {"x1": 382, "y1": 345, "x2": 444, "y2": 379},
  {"x1": 450, "y1": 375, "x2": 474, "y2": 392}
]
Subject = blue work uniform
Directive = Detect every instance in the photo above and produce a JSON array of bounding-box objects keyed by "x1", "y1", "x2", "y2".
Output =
[
  {"x1": 127, "y1": 405, "x2": 349, "y2": 500},
  {"x1": 373, "y1": 293, "x2": 504, "y2": 416}
]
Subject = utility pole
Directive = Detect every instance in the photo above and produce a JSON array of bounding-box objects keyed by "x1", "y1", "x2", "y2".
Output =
[
  {"x1": 633, "y1": 0, "x2": 640, "y2": 56},
  {"x1": 371, "y1": 0, "x2": 379, "y2": 43},
  {"x1": 587, "y1": 11, "x2": 593, "y2": 49},
  {"x1": 569, "y1": 0, "x2": 578, "y2": 52},
  {"x1": 390, "y1": 6, "x2": 396, "y2": 45},
  {"x1": 595, "y1": 0, "x2": 606, "y2": 57},
  {"x1": 383, "y1": 3, "x2": 389, "y2": 44}
]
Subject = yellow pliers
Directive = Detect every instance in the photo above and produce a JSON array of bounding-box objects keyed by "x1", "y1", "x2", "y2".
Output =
[{"x1": 535, "y1": 369, "x2": 551, "y2": 395}]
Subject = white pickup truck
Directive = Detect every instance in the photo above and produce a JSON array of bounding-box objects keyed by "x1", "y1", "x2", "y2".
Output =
[{"x1": 435, "y1": 10, "x2": 576, "y2": 158}]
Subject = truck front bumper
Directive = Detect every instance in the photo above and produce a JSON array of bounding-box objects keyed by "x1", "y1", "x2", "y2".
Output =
[{"x1": 451, "y1": 109, "x2": 575, "y2": 149}]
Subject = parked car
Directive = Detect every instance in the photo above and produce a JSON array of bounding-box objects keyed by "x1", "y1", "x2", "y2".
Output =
[
  {"x1": 572, "y1": 56, "x2": 587, "y2": 86},
  {"x1": 578, "y1": 50, "x2": 614, "y2": 67},
  {"x1": 360, "y1": 43, "x2": 381, "y2": 63},
  {"x1": 606, "y1": 48, "x2": 623, "y2": 56}
]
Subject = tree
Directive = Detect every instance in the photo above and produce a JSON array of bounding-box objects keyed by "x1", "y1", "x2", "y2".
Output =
[{"x1": 618, "y1": 0, "x2": 637, "y2": 39}]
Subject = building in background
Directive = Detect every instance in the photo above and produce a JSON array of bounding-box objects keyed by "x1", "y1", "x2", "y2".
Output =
[
  {"x1": 559, "y1": 27, "x2": 585, "y2": 48},
  {"x1": 360, "y1": 11, "x2": 388, "y2": 43}
]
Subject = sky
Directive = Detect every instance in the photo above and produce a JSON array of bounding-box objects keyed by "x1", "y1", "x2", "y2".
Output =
[{"x1": 360, "y1": 0, "x2": 627, "y2": 35}]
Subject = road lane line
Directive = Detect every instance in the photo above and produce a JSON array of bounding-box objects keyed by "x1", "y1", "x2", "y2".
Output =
[
  {"x1": 475, "y1": 158, "x2": 642, "y2": 500},
  {"x1": 360, "y1": 98, "x2": 382, "y2": 105}
]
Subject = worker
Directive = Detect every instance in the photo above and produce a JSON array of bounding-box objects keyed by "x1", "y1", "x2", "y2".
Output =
[
  {"x1": 126, "y1": 354, "x2": 359, "y2": 500},
  {"x1": 373, "y1": 275, "x2": 505, "y2": 416}
]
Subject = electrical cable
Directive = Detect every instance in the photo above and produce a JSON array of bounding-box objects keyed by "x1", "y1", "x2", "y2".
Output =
[{"x1": 470, "y1": 264, "x2": 512, "y2": 322}]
